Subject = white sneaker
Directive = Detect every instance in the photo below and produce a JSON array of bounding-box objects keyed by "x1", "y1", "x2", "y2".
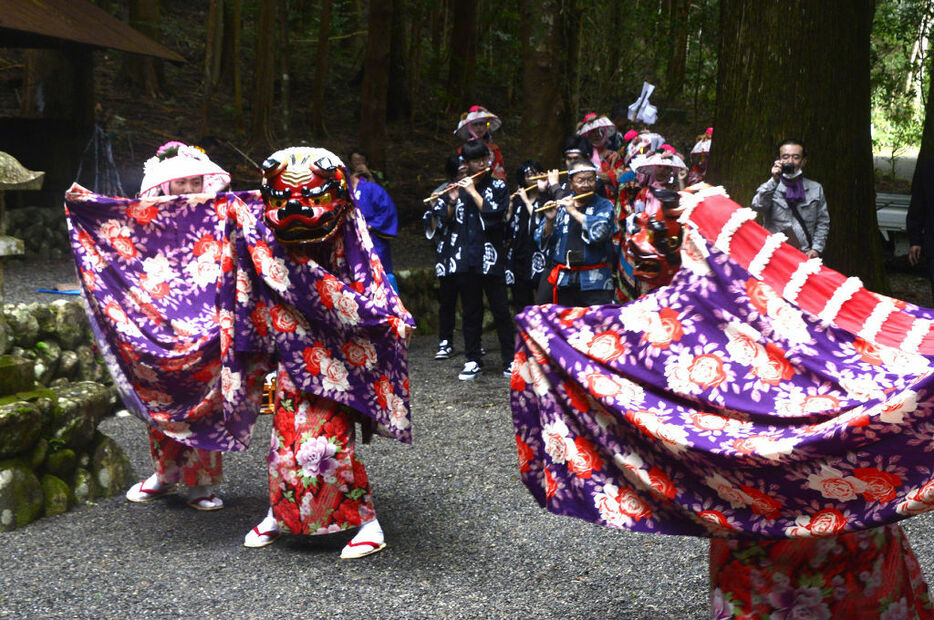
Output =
[
  {"x1": 435, "y1": 340, "x2": 454, "y2": 360},
  {"x1": 502, "y1": 361, "x2": 514, "y2": 378},
  {"x1": 340, "y1": 518, "x2": 386, "y2": 559},
  {"x1": 458, "y1": 361, "x2": 482, "y2": 380}
]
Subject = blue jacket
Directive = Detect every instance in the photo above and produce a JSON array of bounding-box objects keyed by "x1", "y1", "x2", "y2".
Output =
[
  {"x1": 353, "y1": 179, "x2": 398, "y2": 273},
  {"x1": 535, "y1": 195, "x2": 615, "y2": 291}
]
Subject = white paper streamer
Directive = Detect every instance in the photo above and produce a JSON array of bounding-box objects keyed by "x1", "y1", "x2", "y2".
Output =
[
  {"x1": 714, "y1": 209, "x2": 758, "y2": 256},
  {"x1": 902, "y1": 318, "x2": 932, "y2": 354},
  {"x1": 818, "y1": 276, "x2": 863, "y2": 324},
  {"x1": 748, "y1": 233, "x2": 788, "y2": 279},
  {"x1": 782, "y1": 258, "x2": 823, "y2": 304}
]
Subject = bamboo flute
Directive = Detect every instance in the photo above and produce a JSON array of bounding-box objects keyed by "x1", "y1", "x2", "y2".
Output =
[
  {"x1": 422, "y1": 168, "x2": 490, "y2": 204},
  {"x1": 533, "y1": 191, "x2": 594, "y2": 212}
]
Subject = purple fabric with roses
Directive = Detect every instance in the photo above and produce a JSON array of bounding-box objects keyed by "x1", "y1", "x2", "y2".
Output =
[
  {"x1": 511, "y1": 227, "x2": 934, "y2": 540},
  {"x1": 65, "y1": 183, "x2": 413, "y2": 452}
]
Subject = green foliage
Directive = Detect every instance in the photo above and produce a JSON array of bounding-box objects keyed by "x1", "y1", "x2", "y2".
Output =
[{"x1": 870, "y1": 0, "x2": 933, "y2": 160}]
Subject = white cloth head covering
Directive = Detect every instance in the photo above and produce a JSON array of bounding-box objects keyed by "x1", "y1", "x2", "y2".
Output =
[
  {"x1": 454, "y1": 106, "x2": 502, "y2": 140},
  {"x1": 631, "y1": 152, "x2": 687, "y2": 173},
  {"x1": 577, "y1": 114, "x2": 617, "y2": 137},
  {"x1": 139, "y1": 141, "x2": 231, "y2": 197},
  {"x1": 624, "y1": 132, "x2": 667, "y2": 165},
  {"x1": 567, "y1": 164, "x2": 600, "y2": 177}
]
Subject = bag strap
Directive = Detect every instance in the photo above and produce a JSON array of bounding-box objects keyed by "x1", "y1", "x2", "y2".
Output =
[{"x1": 787, "y1": 201, "x2": 813, "y2": 249}]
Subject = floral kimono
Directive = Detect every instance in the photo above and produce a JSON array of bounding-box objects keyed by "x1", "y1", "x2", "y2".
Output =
[
  {"x1": 510, "y1": 187, "x2": 934, "y2": 615},
  {"x1": 65, "y1": 185, "x2": 414, "y2": 535}
]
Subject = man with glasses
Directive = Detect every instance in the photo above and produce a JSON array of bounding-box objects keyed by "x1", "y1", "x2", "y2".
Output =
[
  {"x1": 751, "y1": 139, "x2": 829, "y2": 259},
  {"x1": 535, "y1": 160, "x2": 616, "y2": 306}
]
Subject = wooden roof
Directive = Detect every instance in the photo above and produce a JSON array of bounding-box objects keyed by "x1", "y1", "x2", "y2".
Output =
[{"x1": 0, "y1": 0, "x2": 185, "y2": 62}]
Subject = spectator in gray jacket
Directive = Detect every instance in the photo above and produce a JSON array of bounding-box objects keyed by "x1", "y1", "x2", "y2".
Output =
[{"x1": 751, "y1": 139, "x2": 829, "y2": 258}]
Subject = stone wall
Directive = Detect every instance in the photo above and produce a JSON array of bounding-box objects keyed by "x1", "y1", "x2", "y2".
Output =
[
  {"x1": 395, "y1": 268, "x2": 440, "y2": 334},
  {"x1": 0, "y1": 299, "x2": 133, "y2": 531},
  {"x1": 7, "y1": 207, "x2": 70, "y2": 260}
]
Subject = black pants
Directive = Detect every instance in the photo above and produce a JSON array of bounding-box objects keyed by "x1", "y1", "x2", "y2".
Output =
[
  {"x1": 438, "y1": 275, "x2": 458, "y2": 343},
  {"x1": 510, "y1": 277, "x2": 538, "y2": 316},
  {"x1": 457, "y1": 272, "x2": 515, "y2": 365},
  {"x1": 535, "y1": 274, "x2": 613, "y2": 307}
]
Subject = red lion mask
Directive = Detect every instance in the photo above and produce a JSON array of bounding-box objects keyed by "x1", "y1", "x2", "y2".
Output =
[
  {"x1": 260, "y1": 147, "x2": 352, "y2": 244},
  {"x1": 624, "y1": 188, "x2": 684, "y2": 289}
]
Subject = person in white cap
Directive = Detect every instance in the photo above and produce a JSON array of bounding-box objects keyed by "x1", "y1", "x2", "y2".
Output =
[
  {"x1": 577, "y1": 112, "x2": 624, "y2": 201},
  {"x1": 137, "y1": 140, "x2": 230, "y2": 198},
  {"x1": 454, "y1": 105, "x2": 507, "y2": 181},
  {"x1": 125, "y1": 141, "x2": 231, "y2": 511},
  {"x1": 534, "y1": 160, "x2": 615, "y2": 306},
  {"x1": 628, "y1": 150, "x2": 687, "y2": 216}
]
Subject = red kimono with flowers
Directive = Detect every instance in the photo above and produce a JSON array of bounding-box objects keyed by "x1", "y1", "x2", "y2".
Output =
[{"x1": 267, "y1": 368, "x2": 375, "y2": 535}]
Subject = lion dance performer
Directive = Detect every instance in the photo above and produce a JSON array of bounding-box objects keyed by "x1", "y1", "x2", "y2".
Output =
[
  {"x1": 510, "y1": 185, "x2": 934, "y2": 616},
  {"x1": 65, "y1": 146, "x2": 413, "y2": 559}
]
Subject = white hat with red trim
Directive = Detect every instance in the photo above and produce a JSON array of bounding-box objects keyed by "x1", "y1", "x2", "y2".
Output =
[
  {"x1": 577, "y1": 113, "x2": 617, "y2": 137},
  {"x1": 139, "y1": 141, "x2": 231, "y2": 197},
  {"x1": 454, "y1": 106, "x2": 502, "y2": 140},
  {"x1": 631, "y1": 151, "x2": 687, "y2": 172}
]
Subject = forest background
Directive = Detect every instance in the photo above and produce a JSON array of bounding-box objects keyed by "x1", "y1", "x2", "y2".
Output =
[{"x1": 2, "y1": 0, "x2": 934, "y2": 292}]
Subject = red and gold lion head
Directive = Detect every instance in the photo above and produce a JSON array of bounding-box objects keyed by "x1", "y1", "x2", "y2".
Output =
[
  {"x1": 260, "y1": 147, "x2": 352, "y2": 244},
  {"x1": 624, "y1": 188, "x2": 684, "y2": 289}
]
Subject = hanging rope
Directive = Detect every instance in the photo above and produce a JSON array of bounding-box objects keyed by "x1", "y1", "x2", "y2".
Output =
[{"x1": 74, "y1": 125, "x2": 126, "y2": 197}]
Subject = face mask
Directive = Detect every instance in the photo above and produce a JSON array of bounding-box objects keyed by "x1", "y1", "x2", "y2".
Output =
[{"x1": 782, "y1": 169, "x2": 803, "y2": 180}]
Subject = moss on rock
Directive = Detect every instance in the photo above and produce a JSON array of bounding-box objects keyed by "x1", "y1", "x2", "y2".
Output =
[
  {"x1": 0, "y1": 354, "x2": 36, "y2": 395},
  {"x1": 0, "y1": 459, "x2": 43, "y2": 531},
  {"x1": 40, "y1": 473, "x2": 71, "y2": 516},
  {"x1": 72, "y1": 467, "x2": 99, "y2": 505},
  {"x1": 0, "y1": 401, "x2": 41, "y2": 459},
  {"x1": 91, "y1": 433, "x2": 134, "y2": 497},
  {"x1": 44, "y1": 448, "x2": 76, "y2": 480}
]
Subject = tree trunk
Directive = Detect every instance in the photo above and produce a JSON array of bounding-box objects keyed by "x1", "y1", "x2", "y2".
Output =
[
  {"x1": 666, "y1": 0, "x2": 689, "y2": 97},
  {"x1": 310, "y1": 0, "x2": 333, "y2": 138},
  {"x1": 447, "y1": 0, "x2": 477, "y2": 110},
  {"x1": 387, "y1": 0, "x2": 411, "y2": 121},
  {"x1": 278, "y1": 0, "x2": 291, "y2": 138},
  {"x1": 200, "y1": 0, "x2": 223, "y2": 137},
  {"x1": 564, "y1": 0, "x2": 583, "y2": 125},
  {"x1": 519, "y1": 0, "x2": 570, "y2": 168},
  {"x1": 708, "y1": 0, "x2": 882, "y2": 290},
  {"x1": 123, "y1": 0, "x2": 163, "y2": 97},
  {"x1": 249, "y1": 0, "x2": 277, "y2": 148},
  {"x1": 360, "y1": 0, "x2": 393, "y2": 173},
  {"x1": 407, "y1": 10, "x2": 426, "y2": 127},
  {"x1": 429, "y1": 1, "x2": 444, "y2": 81},
  {"x1": 220, "y1": 0, "x2": 243, "y2": 128}
]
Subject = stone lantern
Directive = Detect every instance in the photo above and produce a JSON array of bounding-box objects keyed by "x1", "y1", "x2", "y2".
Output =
[{"x1": 0, "y1": 152, "x2": 34, "y2": 300}]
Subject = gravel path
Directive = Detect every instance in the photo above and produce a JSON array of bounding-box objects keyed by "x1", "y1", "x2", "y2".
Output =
[
  {"x1": 4, "y1": 330, "x2": 934, "y2": 618},
  {"x1": 4, "y1": 250, "x2": 934, "y2": 618}
]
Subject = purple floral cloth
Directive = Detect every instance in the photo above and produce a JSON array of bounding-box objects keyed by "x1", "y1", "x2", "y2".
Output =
[
  {"x1": 65, "y1": 184, "x2": 413, "y2": 452},
  {"x1": 511, "y1": 199, "x2": 934, "y2": 539}
]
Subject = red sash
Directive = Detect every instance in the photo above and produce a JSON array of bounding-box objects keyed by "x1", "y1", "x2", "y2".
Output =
[{"x1": 546, "y1": 262, "x2": 608, "y2": 304}]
